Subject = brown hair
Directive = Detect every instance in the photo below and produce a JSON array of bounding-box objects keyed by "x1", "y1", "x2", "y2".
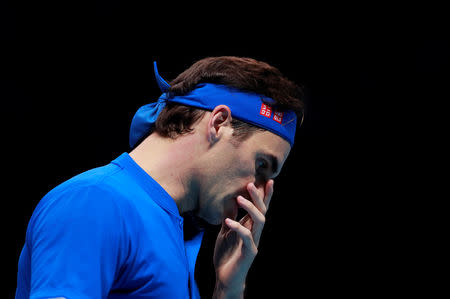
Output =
[{"x1": 153, "y1": 56, "x2": 305, "y2": 142}]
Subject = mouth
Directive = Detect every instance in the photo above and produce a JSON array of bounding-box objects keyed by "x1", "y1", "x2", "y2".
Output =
[
  {"x1": 228, "y1": 198, "x2": 239, "y2": 221},
  {"x1": 227, "y1": 194, "x2": 249, "y2": 221},
  {"x1": 223, "y1": 189, "x2": 251, "y2": 222},
  {"x1": 222, "y1": 195, "x2": 239, "y2": 221}
]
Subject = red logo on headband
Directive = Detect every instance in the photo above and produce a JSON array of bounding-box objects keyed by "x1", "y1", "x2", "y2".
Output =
[
  {"x1": 273, "y1": 111, "x2": 283, "y2": 124},
  {"x1": 260, "y1": 103, "x2": 283, "y2": 124},
  {"x1": 260, "y1": 103, "x2": 272, "y2": 118}
]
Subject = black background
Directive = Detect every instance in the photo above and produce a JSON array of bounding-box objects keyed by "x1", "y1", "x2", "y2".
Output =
[{"x1": 2, "y1": 1, "x2": 448, "y2": 298}]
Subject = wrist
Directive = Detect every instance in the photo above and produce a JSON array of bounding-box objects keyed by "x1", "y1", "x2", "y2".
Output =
[{"x1": 212, "y1": 281, "x2": 245, "y2": 299}]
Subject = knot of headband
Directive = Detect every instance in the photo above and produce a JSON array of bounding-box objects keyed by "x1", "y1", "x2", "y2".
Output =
[{"x1": 129, "y1": 62, "x2": 297, "y2": 148}]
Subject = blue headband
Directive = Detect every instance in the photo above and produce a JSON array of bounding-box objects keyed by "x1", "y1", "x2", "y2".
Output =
[{"x1": 129, "y1": 62, "x2": 297, "y2": 148}]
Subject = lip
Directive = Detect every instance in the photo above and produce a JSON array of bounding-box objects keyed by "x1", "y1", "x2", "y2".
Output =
[
  {"x1": 224, "y1": 196, "x2": 239, "y2": 221},
  {"x1": 225, "y1": 189, "x2": 250, "y2": 221}
]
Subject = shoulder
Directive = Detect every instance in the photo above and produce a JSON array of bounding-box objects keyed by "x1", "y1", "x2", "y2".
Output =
[
  {"x1": 27, "y1": 164, "x2": 133, "y2": 240},
  {"x1": 38, "y1": 162, "x2": 130, "y2": 211}
]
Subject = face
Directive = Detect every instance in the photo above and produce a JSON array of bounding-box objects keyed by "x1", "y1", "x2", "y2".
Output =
[{"x1": 196, "y1": 129, "x2": 291, "y2": 225}]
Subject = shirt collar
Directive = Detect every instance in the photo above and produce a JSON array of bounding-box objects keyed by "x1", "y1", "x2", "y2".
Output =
[{"x1": 112, "y1": 152, "x2": 182, "y2": 220}]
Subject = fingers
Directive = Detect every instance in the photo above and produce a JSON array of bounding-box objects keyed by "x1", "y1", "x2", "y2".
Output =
[
  {"x1": 226, "y1": 180, "x2": 275, "y2": 249},
  {"x1": 237, "y1": 196, "x2": 265, "y2": 226},
  {"x1": 236, "y1": 195, "x2": 265, "y2": 246},
  {"x1": 225, "y1": 218, "x2": 258, "y2": 257},
  {"x1": 247, "y1": 182, "x2": 267, "y2": 215},
  {"x1": 264, "y1": 179, "x2": 274, "y2": 208},
  {"x1": 247, "y1": 179, "x2": 274, "y2": 214}
]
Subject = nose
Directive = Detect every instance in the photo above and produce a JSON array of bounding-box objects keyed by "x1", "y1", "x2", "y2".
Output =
[{"x1": 254, "y1": 176, "x2": 268, "y2": 190}]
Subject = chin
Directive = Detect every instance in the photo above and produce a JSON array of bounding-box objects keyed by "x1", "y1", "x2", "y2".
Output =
[
  {"x1": 198, "y1": 214, "x2": 222, "y2": 226},
  {"x1": 198, "y1": 207, "x2": 236, "y2": 226},
  {"x1": 197, "y1": 196, "x2": 238, "y2": 226}
]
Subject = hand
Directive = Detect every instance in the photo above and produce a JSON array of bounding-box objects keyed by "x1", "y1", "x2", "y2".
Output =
[{"x1": 212, "y1": 179, "x2": 274, "y2": 298}]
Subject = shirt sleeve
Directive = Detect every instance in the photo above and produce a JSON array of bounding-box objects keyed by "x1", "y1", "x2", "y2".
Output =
[{"x1": 28, "y1": 184, "x2": 127, "y2": 299}]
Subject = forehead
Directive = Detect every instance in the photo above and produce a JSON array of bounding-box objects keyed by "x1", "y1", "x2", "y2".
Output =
[{"x1": 243, "y1": 130, "x2": 291, "y2": 164}]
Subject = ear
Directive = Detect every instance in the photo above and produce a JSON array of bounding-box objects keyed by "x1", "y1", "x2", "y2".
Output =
[{"x1": 207, "y1": 105, "x2": 232, "y2": 144}]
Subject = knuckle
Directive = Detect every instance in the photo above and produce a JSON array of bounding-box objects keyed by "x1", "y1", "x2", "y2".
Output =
[
  {"x1": 261, "y1": 206, "x2": 268, "y2": 215},
  {"x1": 240, "y1": 228, "x2": 252, "y2": 240},
  {"x1": 260, "y1": 214, "x2": 266, "y2": 224},
  {"x1": 243, "y1": 228, "x2": 252, "y2": 238},
  {"x1": 249, "y1": 246, "x2": 258, "y2": 257},
  {"x1": 254, "y1": 213, "x2": 265, "y2": 225},
  {"x1": 251, "y1": 244, "x2": 258, "y2": 255}
]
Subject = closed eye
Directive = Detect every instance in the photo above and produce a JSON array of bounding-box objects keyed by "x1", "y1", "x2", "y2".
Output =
[
  {"x1": 256, "y1": 153, "x2": 280, "y2": 179},
  {"x1": 257, "y1": 158, "x2": 268, "y2": 170},
  {"x1": 256, "y1": 158, "x2": 270, "y2": 180}
]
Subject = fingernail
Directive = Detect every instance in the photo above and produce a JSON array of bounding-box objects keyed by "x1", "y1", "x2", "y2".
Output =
[{"x1": 225, "y1": 218, "x2": 233, "y2": 225}]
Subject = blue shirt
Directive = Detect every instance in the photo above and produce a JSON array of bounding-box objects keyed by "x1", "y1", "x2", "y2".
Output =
[{"x1": 16, "y1": 153, "x2": 204, "y2": 299}]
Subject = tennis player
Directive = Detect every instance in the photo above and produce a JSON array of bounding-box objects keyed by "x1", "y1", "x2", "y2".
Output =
[{"x1": 16, "y1": 56, "x2": 305, "y2": 299}]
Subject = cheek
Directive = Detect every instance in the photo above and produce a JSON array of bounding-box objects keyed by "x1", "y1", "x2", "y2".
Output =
[
  {"x1": 222, "y1": 159, "x2": 255, "y2": 195},
  {"x1": 235, "y1": 156, "x2": 255, "y2": 179},
  {"x1": 214, "y1": 153, "x2": 253, "y2": 179},
  {"x1": 213, "y1": 158, "x2": 254, "y2": 198}
]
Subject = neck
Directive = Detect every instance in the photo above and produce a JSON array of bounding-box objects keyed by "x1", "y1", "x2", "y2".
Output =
[{"x1": 129, "y1": 132, "x2": 201, "y2": 214}]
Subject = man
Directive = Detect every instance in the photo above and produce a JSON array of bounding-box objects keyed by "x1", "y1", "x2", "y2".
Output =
[{"x1": 16, "y1": 56, "x2": 305, "y2": 298}]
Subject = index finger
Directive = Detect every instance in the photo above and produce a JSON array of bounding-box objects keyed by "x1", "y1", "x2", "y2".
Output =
[
  {"x1": 247, "y1": 182, "x2": 267, "y2": 215},
  {"x1": 264, "y1": 179, "x2": 274, "y2": 208}
]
